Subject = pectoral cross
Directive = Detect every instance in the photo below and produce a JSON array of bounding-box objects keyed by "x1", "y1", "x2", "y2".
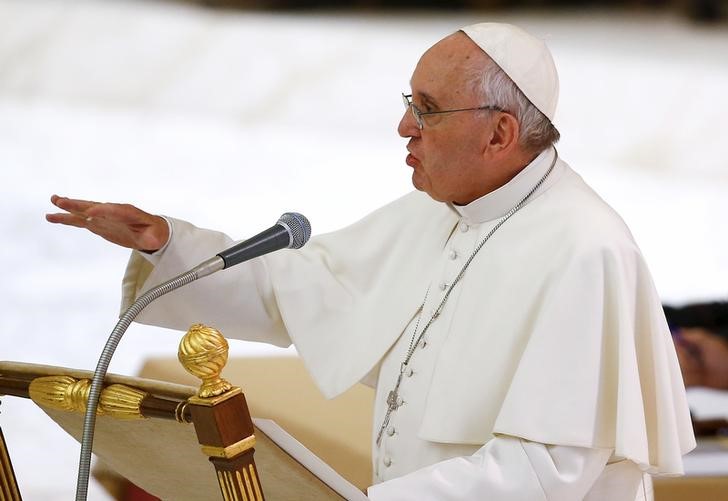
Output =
[{"x1": 376, "y1": 365, "x2": 407, "y2": 446}]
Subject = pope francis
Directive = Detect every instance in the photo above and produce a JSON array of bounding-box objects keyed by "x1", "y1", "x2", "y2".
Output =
[{"x1": 47, "y1": 22, "x2": 695, "y2": 501}]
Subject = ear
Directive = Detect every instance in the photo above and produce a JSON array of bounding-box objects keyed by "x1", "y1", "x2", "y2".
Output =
[{"x1": 486, "y1": 112, "x2": 520, "y2": 156}]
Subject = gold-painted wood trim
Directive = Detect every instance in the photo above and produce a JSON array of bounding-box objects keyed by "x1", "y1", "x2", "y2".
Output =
[
  {"x1": 249, "y1": 464, "x2": 263, "y2": 501},
  {"x1": 200, "y1": 434, "x2": 256, "y2": 459},
  {"x1": 226, "y1": 471, "x2": 240, "y2": 501},
  {"x1": 217, "y1": 471, "x2": 231, "y2": 501},
  {"x1": 187, "y1": 387, "x2": 241, "y2": 407},
  {"x1": 0, "y1": 427, "x2": 22, "y2": 501},
  {"x1": 236, "y1": 470, "x2": 244, "y2": 501},
  {"x1": 99, "y1": 384, "x2": 147, "y2": 420},
  {"x1": 174, "y1": 401, "x2": 190, "y2": 423},
  {"x1": 28, "y1": 376, "x2": 149, "y2": 419},
  {"x1": 242, "y1": 468, "x2": 254, "y2": 501},
  {"x1": 235, "y1": 471, "x2": 248, "y2": 501},
  {"x1": 236, "y1": 470, "x2": 248, "y2": 501},
  {"x1": 28, "y1": 376, "x2": 93, "y2": 414}
]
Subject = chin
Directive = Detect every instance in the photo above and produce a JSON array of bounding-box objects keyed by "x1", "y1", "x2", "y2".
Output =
[
  {"x1": 411, "y1": 172, "x2": 423, "y2": 191},
  {"x1": 412, "y1": 172, "x2": 444, "y2": 201},
  {"x1": 416, "y1": 184, "x2": 445, "y2": 202}
]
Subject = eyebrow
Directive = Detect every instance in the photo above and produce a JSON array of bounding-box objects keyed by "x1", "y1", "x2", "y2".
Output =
[{"x1": 415, "y1": 91, "x2": 439, "y2": 108}]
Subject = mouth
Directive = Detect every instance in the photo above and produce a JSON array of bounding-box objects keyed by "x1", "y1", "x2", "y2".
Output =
[{"x1": 406, "y1": 148, "x2": 420, "y2": 168}]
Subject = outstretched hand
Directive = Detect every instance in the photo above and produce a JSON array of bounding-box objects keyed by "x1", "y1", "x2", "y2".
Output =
[{"x1": 46, "y1": 195, "x2": 170, "y2": 252}]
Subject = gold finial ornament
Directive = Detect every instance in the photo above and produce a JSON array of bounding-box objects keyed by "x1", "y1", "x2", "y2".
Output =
[
  {"x1": 178, "y1": 324, "x2": 233, "y2": 398},
  {"x1": 29, "y1": 376, "x2": 101, "y2": 414}
]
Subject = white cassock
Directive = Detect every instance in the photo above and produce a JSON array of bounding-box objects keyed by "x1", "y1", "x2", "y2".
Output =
[{"x1": 122, "y1": 148, "x2": 695, "y2": 500}]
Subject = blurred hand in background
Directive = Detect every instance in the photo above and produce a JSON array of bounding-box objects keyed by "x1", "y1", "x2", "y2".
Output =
[{"x1": 675, "y1": 327, "x2": 728, "y2": 390}]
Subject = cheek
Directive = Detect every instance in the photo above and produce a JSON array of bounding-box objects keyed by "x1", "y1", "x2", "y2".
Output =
[
  {"x1": 422, "y1": 135, "x2": 482, "y2": 195},
  {"x1": 422, "y1": 136, "x2": 463, "y2": 176}
]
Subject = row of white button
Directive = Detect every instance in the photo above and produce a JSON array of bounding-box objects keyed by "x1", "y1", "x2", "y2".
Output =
[
  {"x1": 451, "y1": 219, "x2": 473, "y2": 260},
  {"x1": 381, "y1": 358, "x2": 417, "y2": 468},
  {"x1": 379, "y1": 224, "x2": 471, "y2": 471},
  {"x1": 380, "y1": 222, "x2": 470, "y2": 475}
]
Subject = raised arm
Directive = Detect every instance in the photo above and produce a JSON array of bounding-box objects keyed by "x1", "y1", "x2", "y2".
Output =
[{"x1": 45, "y1": 194, "x2": 169, "y2": 252}]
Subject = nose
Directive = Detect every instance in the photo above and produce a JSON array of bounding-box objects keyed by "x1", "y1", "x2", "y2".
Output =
[{"x1": 398, "y1": 107, "x2": 420, "y2": 139}]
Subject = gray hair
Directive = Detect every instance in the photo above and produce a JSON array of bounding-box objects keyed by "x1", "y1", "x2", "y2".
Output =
[{"x1": 468, "y1": 55, "x2": 560, "y2": 154}]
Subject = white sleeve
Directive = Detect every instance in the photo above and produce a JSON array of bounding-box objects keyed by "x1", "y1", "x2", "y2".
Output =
[
  {"x1": 121, "y1": 217, "x2": 291, "y2": 347},
  {"x1": 367, "y1": 436, "x2": 612, "y2": 501}
]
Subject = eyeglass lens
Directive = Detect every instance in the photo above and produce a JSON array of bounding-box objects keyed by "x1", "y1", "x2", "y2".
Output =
[{"x1": 402, "y1": 94, "x2": 423, "y2": 129}]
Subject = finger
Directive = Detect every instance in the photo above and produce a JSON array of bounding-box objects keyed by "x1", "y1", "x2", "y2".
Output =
[
  {"x1": 51, "y1": 195, "x2": 101, "y2": 214},
  {"x1": 45, "y1": 212, "x2": 92, "y2": 228}
]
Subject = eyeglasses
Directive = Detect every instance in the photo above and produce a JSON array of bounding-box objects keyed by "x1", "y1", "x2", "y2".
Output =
[{"x1": 402, "y1": 93, "x2": 504, "y2": 130}]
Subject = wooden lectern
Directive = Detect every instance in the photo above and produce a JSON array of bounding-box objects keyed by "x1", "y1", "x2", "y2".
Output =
[
  {"x1": 0, "y1": 427, "x2": 21, "y2": 501},
  {"x1": 0, "y1": 324, "x2": 366, "y2": 501}
]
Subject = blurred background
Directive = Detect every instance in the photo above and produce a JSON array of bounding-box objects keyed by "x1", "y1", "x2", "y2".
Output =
[{"x1": 1, "y1": 0, "x2": 727, "y2": 498}]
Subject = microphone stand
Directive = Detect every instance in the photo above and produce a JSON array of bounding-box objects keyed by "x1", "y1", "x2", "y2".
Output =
[
  {"x1": 74, "y1": 212, "x2": 310, "y2": 500},
  {"x1": 74, "y1": 256, "x2": 223, "y2": 501}
]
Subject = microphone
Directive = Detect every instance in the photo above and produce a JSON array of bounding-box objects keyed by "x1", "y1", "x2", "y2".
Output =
[
  {"x1": 218, "y1": 212, "x2": 311, "y2": 269},
  {"x1": 74, "y1": 212, "x2": 311, "y2": 501}
]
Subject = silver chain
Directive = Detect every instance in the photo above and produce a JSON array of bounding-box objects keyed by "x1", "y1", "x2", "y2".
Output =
[{"x1": 376, "y1": 150, "x2": 558, "y2": 446}]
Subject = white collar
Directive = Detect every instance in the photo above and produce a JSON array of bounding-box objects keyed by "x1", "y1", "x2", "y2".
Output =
[{"x1": 450, "y1": 147, "x2": 557, "y2": 224}]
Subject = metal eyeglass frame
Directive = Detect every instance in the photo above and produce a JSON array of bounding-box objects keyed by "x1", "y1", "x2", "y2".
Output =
[{"x1": 402, "y1": 93, "x2": 505, "y2": 130}]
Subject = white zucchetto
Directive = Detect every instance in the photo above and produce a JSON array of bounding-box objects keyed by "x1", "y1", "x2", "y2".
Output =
[{"x1": 461, "y1": 23, "x2": 559, "y2": 122}]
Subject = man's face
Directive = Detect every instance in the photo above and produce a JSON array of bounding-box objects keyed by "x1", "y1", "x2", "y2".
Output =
[{"x1": 398, "y1": 33, "x2": 497, "y2": 205}]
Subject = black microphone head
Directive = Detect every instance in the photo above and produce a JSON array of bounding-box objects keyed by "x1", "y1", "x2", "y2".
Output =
[{"x1": 277, "y1": 212, "x2": 311, "y2": 249}]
